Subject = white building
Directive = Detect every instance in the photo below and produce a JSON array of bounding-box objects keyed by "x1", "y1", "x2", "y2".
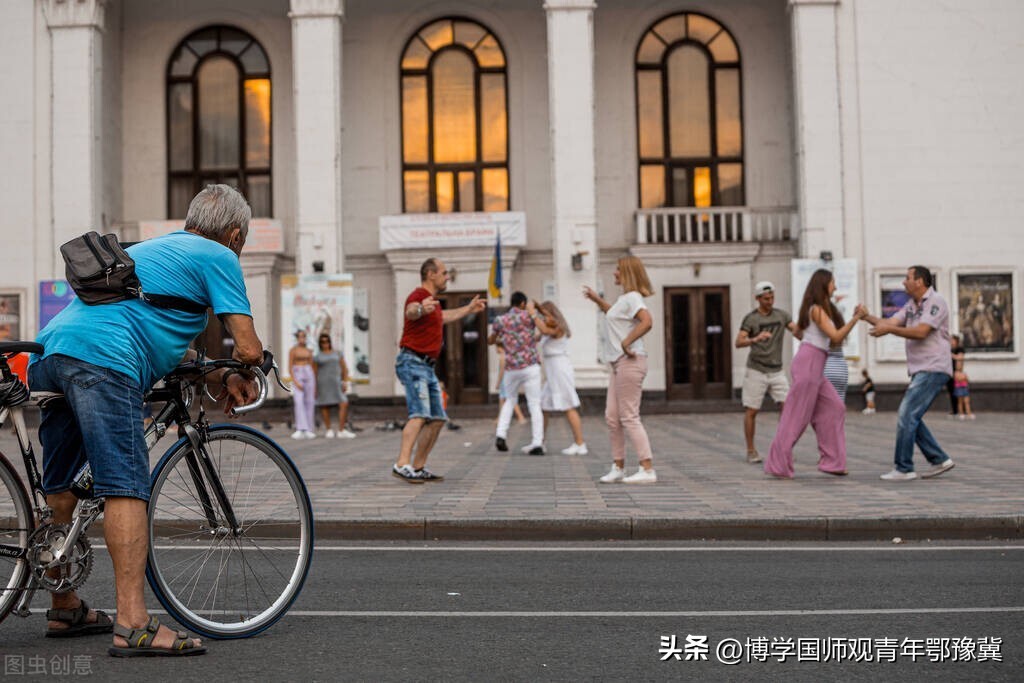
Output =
[{"x1": 1, "y1": 0, "x2": 1021, "y2": 406}]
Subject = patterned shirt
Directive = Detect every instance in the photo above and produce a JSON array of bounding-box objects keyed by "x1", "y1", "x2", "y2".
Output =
[
  {"x1": 890, "y1": 287, "x2": 951, "y2": 376},
  {"x1": 492, "y1": 307, "x2": 539, "y2": 370}
]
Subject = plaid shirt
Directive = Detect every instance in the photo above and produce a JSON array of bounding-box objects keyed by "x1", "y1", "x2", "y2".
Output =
[{"x1": 492, "y1": 307, "x2": 539, "y2": 370}]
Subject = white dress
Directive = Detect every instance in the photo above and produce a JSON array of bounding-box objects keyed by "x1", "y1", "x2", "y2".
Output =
[{"x1": 540, "y1": 335, "x2": 580, "y2": 411}]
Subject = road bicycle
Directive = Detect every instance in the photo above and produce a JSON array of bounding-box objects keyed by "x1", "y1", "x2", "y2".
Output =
[{"x1": 0, "y1": 341, "x2": 313, "y2": 639}]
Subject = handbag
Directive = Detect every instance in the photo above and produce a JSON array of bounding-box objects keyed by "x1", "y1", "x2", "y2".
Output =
[{"x1": 59, "y1": 231, "x2": 207, "y2": 314}]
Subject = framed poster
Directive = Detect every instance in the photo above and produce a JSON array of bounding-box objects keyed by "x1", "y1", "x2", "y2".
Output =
[
  {"x1": 0, "y1": 291, "x2": 24, "y2": 341},
  {"x1": 279, "y1": 273, "x2": 355, "y2": 381},
  {"x1": 873, "y1": 273, "x2": 911, "y2": 361},
  {"x1": 953, "y1": 270, "x2": 1016, "y2": 357}
]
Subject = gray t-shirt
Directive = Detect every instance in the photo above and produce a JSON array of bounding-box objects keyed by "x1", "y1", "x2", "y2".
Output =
[{"x1": 740, "y1": 307, "x2": 792, "y2": 373}]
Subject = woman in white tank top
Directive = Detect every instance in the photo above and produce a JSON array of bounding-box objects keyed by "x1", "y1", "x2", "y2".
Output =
[{"x1": 764, "y1": 270, "x2": 865, "y2": 478}]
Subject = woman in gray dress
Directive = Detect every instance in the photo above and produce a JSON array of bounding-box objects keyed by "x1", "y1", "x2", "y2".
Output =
[{"x1": 314, "y1": 334, "x2": 355, "y2": 438}]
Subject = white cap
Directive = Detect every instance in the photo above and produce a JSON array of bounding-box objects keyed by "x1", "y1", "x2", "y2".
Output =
[{"x1": 754, "y1": 281, "x2": 775, "y2": 298}]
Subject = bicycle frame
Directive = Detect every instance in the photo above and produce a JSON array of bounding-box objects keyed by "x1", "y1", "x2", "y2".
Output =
[{"x1": 0, "y1": 363, "x2": 263, "y2": 618}]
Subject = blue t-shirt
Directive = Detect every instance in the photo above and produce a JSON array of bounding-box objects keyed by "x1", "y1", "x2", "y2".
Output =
[{"x1": 35, "y1": 231, "x2": 252, "y2": 388}]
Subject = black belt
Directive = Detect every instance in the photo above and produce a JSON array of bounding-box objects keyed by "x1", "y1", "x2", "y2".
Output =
[{"x1": 401, "y1": 347, "x2": 437, "y2": 367}]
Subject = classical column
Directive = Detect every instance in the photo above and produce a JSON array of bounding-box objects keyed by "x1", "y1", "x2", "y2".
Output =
[
  {"x1": 289, "y1": 0, "x2": 344, "y2": 274},
  {"x1": 544, "y1": 0, "x2": 604, "y2": 386},
  {"x1": 43, "y1": 0, "x2": 106, "y2": 273},
  {"x1": 789, "y1": 0, "x2": 845, "y2": 259}
]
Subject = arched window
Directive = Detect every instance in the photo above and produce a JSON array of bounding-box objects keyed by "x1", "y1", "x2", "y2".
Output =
[
  {"x1": 166, "y1": 26, "x2": 271, "y2": 219},
  {"x1": 635, "y1": 13, "x2": 742, "y2": 209},
  {"x1": 400, "y1": 18, "x2": 509, "y2": 213}
]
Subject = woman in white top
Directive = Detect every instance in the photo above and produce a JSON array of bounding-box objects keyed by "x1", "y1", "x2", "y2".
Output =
[
  {"x1": 583, "y1": 256, "x2": 657, "y2": 484},
  {"x1": 764, "y1": 269, "x2": 865, "y2": 478},
  {"x1": 534, "y1": 300, "x2": 587, "y2": 454}
]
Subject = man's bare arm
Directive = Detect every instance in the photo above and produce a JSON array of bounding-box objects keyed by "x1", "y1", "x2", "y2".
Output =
[{"x1": 221, "y1": 313, "x2": 263, "y2": 364}]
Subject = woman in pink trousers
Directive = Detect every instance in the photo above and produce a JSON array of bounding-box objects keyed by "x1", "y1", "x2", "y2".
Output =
[{"x1": 764, "y1": 269, "x2": 865, "y2": 478}]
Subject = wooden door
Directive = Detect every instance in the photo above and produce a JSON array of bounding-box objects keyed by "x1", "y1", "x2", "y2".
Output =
[
  {"x1": 664, "y1": 286, "x2": 731, "y2": 400},
  {"x1": 435, "y1": 291, "x2": 488, "y2": 404}
]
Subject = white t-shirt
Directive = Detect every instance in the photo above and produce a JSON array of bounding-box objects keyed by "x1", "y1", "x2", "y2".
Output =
[{"x1": 601, "y1": 291, "x2": 648, "y2": 363}]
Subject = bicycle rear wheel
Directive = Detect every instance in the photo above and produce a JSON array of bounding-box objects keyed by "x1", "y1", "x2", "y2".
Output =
[
  {"x1": 146, "y1": 425, "x2": 313, "y2": 638},
  {"x1": 0, "y1": 450, "x2": 33, "y2": 624}
]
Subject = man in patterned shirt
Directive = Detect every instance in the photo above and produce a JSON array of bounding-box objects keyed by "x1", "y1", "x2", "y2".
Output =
[{"x1": 489, "y1": 291, "x2": 545, "y2": 454}]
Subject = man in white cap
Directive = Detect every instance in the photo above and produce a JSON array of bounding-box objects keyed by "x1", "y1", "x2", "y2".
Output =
[{"x1": 735, "y1": 281, "x2": 802, "y2": 463}]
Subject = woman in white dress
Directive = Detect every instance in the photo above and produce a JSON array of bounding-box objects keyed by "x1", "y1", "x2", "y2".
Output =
[{"x1": 534, "y1": 301, "x2": 587, "y2": 454}]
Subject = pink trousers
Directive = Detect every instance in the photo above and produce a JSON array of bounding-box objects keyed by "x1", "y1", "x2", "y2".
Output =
[
  {"x1": 764, "y1": 344, "x2": 847, "y2": 478},
  {"x1": 605, "y1": 355, "x2": 653, "y2": 464}
]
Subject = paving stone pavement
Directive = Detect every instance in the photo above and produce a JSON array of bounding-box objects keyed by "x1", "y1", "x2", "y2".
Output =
[{"x1": 3, "y1": 409, "x2": 1021, "y2": 538}]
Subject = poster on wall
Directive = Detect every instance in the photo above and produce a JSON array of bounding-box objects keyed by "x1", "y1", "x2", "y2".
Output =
[
  {"x1": 0, "y1": 292, "x2": 24, "y2": 341},
  {"x1": 39, "y1": 281, "x2": 77, "y2": 331},
  {"x1": 875, "y1": 273, "x2": 911, "y2": 361},
  {"x1": 280, "y1": 274, "x2": 354, "y2": 382},
  {"x1": 790, "y1": 259, "x2": 860, "y2": 359},
  {"x1": 955, "y1": 272, "x2": 1015, "y2": 354},
  {"x1": 350, "y1": 289, "x2": 370, "y2": 383}
]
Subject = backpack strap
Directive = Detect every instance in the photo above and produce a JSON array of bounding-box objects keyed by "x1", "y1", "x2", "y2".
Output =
[{"x1": 141, "y1": 292, "x2": 208, "y2": 315}]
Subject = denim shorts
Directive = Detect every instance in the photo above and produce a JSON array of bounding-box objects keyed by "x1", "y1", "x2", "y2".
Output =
[
  {"x1": 28, "y1": 355, "x2": 151, "y2": 501},
  {"x1": 395, "y1": 350, "x2": 447, "y2": 422}
]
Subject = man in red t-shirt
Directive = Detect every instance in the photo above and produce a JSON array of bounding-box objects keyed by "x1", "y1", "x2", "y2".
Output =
[{"x1": 392, "y1": 257, "x2": 486, "y2": 483}]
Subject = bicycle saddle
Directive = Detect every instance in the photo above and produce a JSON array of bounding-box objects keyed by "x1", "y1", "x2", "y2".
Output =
[{"x1": 0, "y1": 341, "x2": 44, "y2": 356}]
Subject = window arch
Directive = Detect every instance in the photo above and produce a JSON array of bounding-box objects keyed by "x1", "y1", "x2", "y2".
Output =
[
  {"x1": 400, "y1": 18, "x2": 509, "y2": 213},
  {"x1": 635, "y1": 12, "x2": 743, "y2": 209},
  {"x1": 166, "y1": 25, "x2": 272, "y2": 219}
]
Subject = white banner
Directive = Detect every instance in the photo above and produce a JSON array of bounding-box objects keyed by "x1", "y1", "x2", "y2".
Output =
[
  {"x1": 790, "y1": 258, "x2": 861, "y2": 360},
  {"x1": 378, "y1": 211, "x2": 527, "y2": 250}
]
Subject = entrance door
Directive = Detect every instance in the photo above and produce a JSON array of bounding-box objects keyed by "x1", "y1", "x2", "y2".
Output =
[
  {"x1": 664, "y1": 287, "x2": 731, "y2": 400},
  {"x1": 436, "y1": 291, "x2": 488, "y2": 405}
]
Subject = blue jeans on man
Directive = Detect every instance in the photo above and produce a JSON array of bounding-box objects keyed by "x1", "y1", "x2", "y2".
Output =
[{"x1": 893, "y1": 371, "x2": 952, "y2": 473}]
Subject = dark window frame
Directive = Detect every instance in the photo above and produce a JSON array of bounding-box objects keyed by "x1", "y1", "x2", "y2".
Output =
[
  {"x1": 399, "y1": 17, "x2": 510, "y2": 213},
  {"x1": 635, "y1": 12, "x2": 744, "y2": 208},
  {"x1": 166, "y1": 25, "x2": 272, "y2": 219}
]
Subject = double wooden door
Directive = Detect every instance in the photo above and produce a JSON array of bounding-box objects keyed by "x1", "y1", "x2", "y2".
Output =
[
  {"x1": 664, "y1": 286, "x2": 731, "y2": 400},
  {"x1": 435, "y1": 291, "x2": 489, "y2": 405}
]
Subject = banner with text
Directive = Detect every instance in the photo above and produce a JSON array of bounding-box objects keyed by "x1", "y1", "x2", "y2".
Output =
[{"x1": 379, "y1": 211, "x2": 526, "y2": 250}]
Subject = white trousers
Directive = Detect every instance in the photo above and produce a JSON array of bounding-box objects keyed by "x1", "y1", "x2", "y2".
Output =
[{"x1": 496, "y1": 364, "x2": 543, "y2": 446}]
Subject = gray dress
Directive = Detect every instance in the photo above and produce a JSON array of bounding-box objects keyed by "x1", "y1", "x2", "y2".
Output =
[{"x1": 315, "y1": 350, "x2": 346, "y2": 406}]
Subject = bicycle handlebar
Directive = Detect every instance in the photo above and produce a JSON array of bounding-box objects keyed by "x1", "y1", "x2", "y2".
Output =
[{"x1": 166, "y1": 350, "x2": 290, "y2": 416}]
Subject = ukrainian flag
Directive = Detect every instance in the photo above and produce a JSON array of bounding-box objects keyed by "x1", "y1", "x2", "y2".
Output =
[{"x1": 488, "y1": 233, "x2": 502, "y2": 298}]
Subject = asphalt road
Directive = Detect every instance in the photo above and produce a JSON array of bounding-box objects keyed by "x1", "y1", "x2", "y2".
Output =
[{"x1": 1, "y1": 541, "x2": 1022, "y2": 681}]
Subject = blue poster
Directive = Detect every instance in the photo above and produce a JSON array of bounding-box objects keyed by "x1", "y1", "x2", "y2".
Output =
[{"x1": 39, "y1": 280, "x2": 76, "y2": 330}]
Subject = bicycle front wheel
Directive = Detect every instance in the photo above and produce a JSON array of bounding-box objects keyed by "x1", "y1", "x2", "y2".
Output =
[
  {"x1": 0, "y1": 450, "x2": 33, "y2": 624},
  {"x1": 146, "y1": 425, "x2": 313, "y2": 638}
]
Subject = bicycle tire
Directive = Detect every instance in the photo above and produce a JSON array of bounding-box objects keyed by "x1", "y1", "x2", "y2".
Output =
[
  {"x1": 0, "y1": 449, "x2": 33, "y2": 624},
  {"x1": 146, "y1": 425, "x2": 313, "y2": 639}
]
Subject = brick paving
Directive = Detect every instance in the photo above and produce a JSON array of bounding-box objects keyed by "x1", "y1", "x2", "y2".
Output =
[{"x1": 3, "y1": 409, "x2": 1021, "y2": 537}]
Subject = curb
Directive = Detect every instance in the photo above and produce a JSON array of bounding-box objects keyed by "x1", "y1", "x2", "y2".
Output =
[{"x1": 311, "y1": 515, "x2": 1024, "y2": 542}]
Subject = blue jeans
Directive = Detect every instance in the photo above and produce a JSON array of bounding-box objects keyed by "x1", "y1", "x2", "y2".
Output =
[
  {"x1": 893, "y1": 371, "x2": 951, "y2": 473},
  {"x1": 28, "y1": 354, "x2": 151, "y2": 501},
  {"x1": 395, "y1": 350, "x2": 447, "y2": 422}
]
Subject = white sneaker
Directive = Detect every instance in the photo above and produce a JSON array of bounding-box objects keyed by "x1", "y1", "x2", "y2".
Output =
[
  {"x1": 599, "y1": 464, "x2": 625, "y2": 484},
  {"x1": 920, "y1": 459, "x2": 955, "y2": 479},
  {"x1": 520, "y1": 443, "x2": 544, "y2": 454},
  {"x1": 325, "y1": 429, "x2": 336, "y2": 439},
  {"x1": 303, "y1": 430, "x2": 317, "y2": 439},
  {"x1": 623, "y1": 467, "x2": 657, "y2": 484},
  {"x1": 861, "y1": 408, "x2": 875, "y2": 415},
  {"x1": 880, "y1": 469, "x2": 917, "y2": 481},
  {"x1": 290, "y1": 430, "x2": 305, "y2": 440},
  {"x1": 561, "y1": 443, "x2": 588, "y2": 455},
  {"x1": 338, "y1": 429, "x2": 357, "y2": 439}
]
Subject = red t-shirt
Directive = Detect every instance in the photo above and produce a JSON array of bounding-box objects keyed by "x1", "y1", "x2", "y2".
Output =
[{"x1": 399, "y1": 287, "x2": 443, "y2": 358}]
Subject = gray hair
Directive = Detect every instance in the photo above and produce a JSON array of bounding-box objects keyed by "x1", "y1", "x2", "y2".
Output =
[{"x1": 184, "y1": 184, "x2": 252, "y2": 240}]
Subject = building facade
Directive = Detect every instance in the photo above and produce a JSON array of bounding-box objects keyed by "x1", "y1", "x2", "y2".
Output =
[{"x1": 1, "y1": 0, "x2": 1022, "y2": 403}]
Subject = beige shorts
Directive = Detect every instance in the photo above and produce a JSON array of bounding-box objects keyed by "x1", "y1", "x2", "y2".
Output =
[{"x1": 741, "y1": 368, "x2": 789, "y2": 410}]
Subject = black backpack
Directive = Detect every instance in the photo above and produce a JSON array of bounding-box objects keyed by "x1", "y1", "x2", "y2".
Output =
[{"x1": 59, "y1": 231, "x2": 207, "y2": 314}]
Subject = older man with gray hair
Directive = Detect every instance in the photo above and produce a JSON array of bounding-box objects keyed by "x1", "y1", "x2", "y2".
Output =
[{"x1": 30, "y1": 184, "x2": 263, "y2": 656}]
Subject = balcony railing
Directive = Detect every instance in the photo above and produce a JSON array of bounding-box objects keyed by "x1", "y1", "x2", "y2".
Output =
[{"x1": 635, "y1": 207, "x2": 798, "y2": 245}]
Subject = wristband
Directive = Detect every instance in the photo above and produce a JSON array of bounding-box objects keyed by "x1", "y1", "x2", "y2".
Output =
[{"x1": 417, "y1": 303, "x2": 424, "y2": 317}]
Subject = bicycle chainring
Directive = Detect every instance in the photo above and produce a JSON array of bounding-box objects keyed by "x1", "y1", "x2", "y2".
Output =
[{"x1": 26, "y1": 524, "x2": 94, "y2": 594}]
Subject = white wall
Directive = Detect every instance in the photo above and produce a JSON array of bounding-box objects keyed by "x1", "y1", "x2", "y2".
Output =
[{"x1": 852, "y1": 0, "x2": 1024, "y2": 382}]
